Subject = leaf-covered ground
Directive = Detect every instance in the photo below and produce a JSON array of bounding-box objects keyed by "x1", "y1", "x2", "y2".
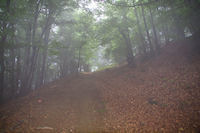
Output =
[{"x1": 0, "y1": 40, "x2": 200, "y2": 133}]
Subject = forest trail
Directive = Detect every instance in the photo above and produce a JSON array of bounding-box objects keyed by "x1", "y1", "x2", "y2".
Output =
[
  {"x1": 0, "y1": 74, "x2": 107, "y2": 133},
  {"x1": 0, "y1": 39, "x2": 200, "y2": 133}
]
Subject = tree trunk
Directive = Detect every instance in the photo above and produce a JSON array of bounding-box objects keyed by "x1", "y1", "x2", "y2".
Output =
[
  {"x1": 39, "y1": 11, "x2": 53, "y2": 86},
  {"x1": 161, "y1": 4, "x2": 170, "y2": 45},
  {"x1": 149, "y1": 6, "x2": 159, "y2": 52},
  {"x1": 0, "y1": 35, "x2": 7, "y2": 102},
  {"x1": 16, "y1": 48, "x2": 21, "y2": 95},
  {"x1": 0, "y1": 0, "x2": 10, "y2": 102},
  {"x1": 20, "y1": 24, "x2": 31, "y2": 95},
  {"x1": 20, "y1": 0, "x2": 41, "y2": 96},
  {"x1": 141, "y1": 6, "x2": 154, "y2": 54},
  {"x1": 35, "y1": 52, "x2": 42, "y2": 88},
  {"x1": 10, "y1": 48, "x2": 16, "y2": 98},
  {"x1": 0, "y1": 46, "x2": 5, "y2": 102},
  {"x1": 119, "y1": 28, "x2": 135, "y2": 67},
  {"x1": 27, "y1": 47, "x2": 40, "y2": 90},
  {"x1": 78, "y1": 45, "x2": 83, "y2": 72},
  {"x1": 162, "y1": 24, "x2": 170, "y2": 45},
  {"x1": 134, "y1": 7, "x2": 146, "y2": 55},
  {"x1": 27, "y1": 0, "x2": 41, "y2": 89},
  {"x1": 10, "y1": 24, "x2": 17, "y2": 98},
  {"x1": 170, "y1": 1, "x2": 185, "y2": 39}
]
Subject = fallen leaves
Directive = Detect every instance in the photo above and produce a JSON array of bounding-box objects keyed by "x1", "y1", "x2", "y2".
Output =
[{"x1": 0, "y1": 42, "x2": 200, "y2": 132}]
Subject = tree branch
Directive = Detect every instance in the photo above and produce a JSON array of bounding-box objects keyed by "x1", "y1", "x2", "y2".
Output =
[{"x1": 106, "y1": 0, "x2": 158, "y2": 8}]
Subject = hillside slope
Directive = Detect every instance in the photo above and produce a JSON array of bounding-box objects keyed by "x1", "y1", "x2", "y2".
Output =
[{"x1": 0, "y1": 40, "x2": 200, "y2": 133}]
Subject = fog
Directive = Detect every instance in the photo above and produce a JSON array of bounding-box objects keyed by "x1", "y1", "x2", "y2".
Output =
[{"x1": 0, "y1": 0, "x2": 200, "y2": 132}]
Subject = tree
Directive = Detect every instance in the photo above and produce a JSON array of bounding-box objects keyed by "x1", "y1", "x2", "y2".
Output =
[
  {"x1": 0, "y1": 0, "x2": 11, "y2": 102},
  {"x1": 0, "y1": 0, "x2": 200, "y2": 102}
]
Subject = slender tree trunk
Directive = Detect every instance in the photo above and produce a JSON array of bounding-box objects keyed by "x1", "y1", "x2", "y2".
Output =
[
  {"x1": 78, "y1": 45, "x2": 83, "y2": 72},
  {"x1": 35, "y1": 52, "x2": 42, "y2": 88},
  {"x1": 161, "y1": 4, "x2": 170, "y2": 45},
  {"x1": 119, "y1": 28, "x2": 135, "y2": 67},
  {"x1": 134, "y1": 8, "x2": 146, "y2": 55},
  {"x1": 141, "y1": 6, "x2": 153, "y2": 54},
  {"x1": 27, "y1": 47, "x2": 39, "y2": 89},
  {"x1": 0, "y1": 45, "x2": 5, "y2": 102},
  {"x1": 0, "y1": 0, "x2": 10, "y2": 102},
  {"x1": 10, "y1": 24, "x2": 16, "y2": 98},
  {"x1": 170, "y1": 1, "x2": 185, "y2": 39},
  {"x1": 40, "y1": 41, "x2": 48, "y2": 86},
  {"x1": 162, "y1": 24, "x2": 169, "y2": 45},
  {"x1": 16, "y1": 48, "x2": 21, "y2": 95},
  {"x1": 20, "y1": 0, "x2": 41, "y2": 96},
  {"x1": 0, "y1": 35, "x2": 6, "y2": 102},
  {"x1": 40, "y1": 14, "x2": 52, "y2": 86},
  {"x1": 21, "y1": 24, "x2": 31, "y2": 95},
  {"x1": 149, "y1": 6, "x2": 159, "y2": 51},
  {"x1": 10, "y1": 48, "x2": 16, "y2": 98},
  {"x1": 27, "y1": 0, "x2": 41, "y2": 89}
]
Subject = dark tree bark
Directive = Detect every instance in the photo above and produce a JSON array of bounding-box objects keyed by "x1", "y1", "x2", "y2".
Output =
[
  {"x1": 0, "y1": 42, "x2": 5, "y2": 102},
  {"x1": 0, "y1": 0, "x2": 10, "y2": 102}
]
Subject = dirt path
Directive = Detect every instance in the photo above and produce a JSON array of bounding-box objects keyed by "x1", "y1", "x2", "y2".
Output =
[
  {"x1": 36, "y1": 75, "x2": 106, "y2": 133},
  {"x1": 0, "y1": 75, "x2": 106, "y2": 133},
  {"x1": 0, "y1": 41, "x2": 200, "y2": 133},
  {"x1": 67, "y1": 77, "x2": 106, "y2": 132}
]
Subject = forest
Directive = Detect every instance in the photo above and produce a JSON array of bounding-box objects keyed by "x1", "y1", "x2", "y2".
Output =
[
  {"x1": 0, "y1": 0, "x2": 199, "y2": 101},
  {"x1": 0, "y1": 0, "x2": 200, "y2": 132}
]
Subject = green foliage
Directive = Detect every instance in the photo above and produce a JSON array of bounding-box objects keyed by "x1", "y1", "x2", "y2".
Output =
[
  {"x1": 1, "y1": 0, "x2": 200, "y2": 100},
  {"x1": 95, "y1": 63, "x2": 118, "y2": 72}
]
